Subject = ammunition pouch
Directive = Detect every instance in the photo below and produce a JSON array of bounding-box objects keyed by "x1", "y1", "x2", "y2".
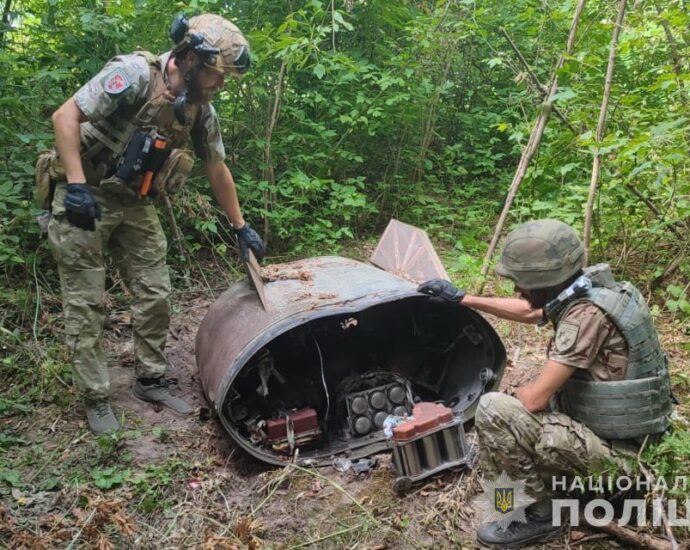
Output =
[{"x1": 152, "y1": 148, "x2": 194, "y2": 197}]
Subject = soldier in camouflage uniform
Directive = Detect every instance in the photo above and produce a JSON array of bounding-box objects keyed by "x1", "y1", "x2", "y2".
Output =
[
  {"x1": 44, "y1": 14, "x2": 266, "y2": 434},
  {"x1": 418, "y1": 219, "x2": 673, "y2": 548}
]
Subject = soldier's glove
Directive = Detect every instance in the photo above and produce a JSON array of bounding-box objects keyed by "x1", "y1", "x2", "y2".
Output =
[
  {"x1": 235, "y1": 222, "x2": 266, "y2": 262},
  {"x1": 64, "y1": 183, "x2": 101, "y2": 232},
  {"x1": 417, "y1": 279, "x2": 466, "y2": 303}
]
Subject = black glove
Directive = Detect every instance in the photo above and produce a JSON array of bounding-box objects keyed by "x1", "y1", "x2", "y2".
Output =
[
  {"x1": 417, "y1": 279, "x2": 466, "y2": 303},
  {"x1": 235, "y1": 222, "x2": 266, "y2": 262},
  {"x1": 64, "y1": 183, "x2": 101, "y2": 231}
]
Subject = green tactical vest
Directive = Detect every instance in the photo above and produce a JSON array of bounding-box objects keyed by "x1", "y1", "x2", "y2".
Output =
[
  {"x1": 79, "y1": 51, "x2": 200, "y2": 186},
  {"x1": 553, "y1": 264, "x2": 673, "y2": 440}
]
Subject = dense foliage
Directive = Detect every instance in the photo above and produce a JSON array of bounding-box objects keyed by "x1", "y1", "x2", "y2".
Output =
[
  {"x1": 1, "y1": 0, "x2": 689, "y2": 328},
  {"x1": 1, "y1": 3, "x2": 689, "y2": 546}
]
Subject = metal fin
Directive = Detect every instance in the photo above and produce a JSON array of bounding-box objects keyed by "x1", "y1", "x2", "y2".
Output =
[{"x1": 369, "y1": 219, "x2": 450, "y2": 283}]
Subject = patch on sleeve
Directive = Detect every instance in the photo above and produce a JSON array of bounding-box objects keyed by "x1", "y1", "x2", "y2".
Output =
[
  {"x1": 554, "y1": 321, "x2": 579, "y2": 353},
  {"x1": 102, "y1": 68, "x2": 131, "y2": 95}
]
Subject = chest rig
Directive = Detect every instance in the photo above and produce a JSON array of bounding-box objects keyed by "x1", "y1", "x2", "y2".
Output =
[
  {"x1": 79, "y1": 51, "x2": 200, "y2": 186},
  {"x1": 549, "y1": 264, "x2": 673, "y2": 440}
]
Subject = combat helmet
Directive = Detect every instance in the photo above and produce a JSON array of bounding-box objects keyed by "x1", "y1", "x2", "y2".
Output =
[
  {"x1": 170, "y1": 13, "x2": 250, "y2": 77},
  {"x1": 495, "y1": 219, "x2": 585, "y2": 289}
]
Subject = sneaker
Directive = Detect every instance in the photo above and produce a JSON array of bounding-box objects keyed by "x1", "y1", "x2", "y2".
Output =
[
  {"x1": 85, "y1": 400, "x2": 120, "y2": 434},
  {"x1": 132, "y1": 378, "x2": 192, "y2": 415}
]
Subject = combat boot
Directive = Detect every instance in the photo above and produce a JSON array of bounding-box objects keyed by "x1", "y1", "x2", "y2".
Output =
[
  {"x1": 476, "y1": 501, "x2": 564, "y2": 549},
  {"x1": 85, "y1": 400, "x2": 120, "y2": 434},
  {"x1": 133, "y1": 378, "x2": 192, "y2": 415}
]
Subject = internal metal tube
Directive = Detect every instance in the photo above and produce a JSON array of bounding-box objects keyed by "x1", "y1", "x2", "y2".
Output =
[
  {"x1": 441, "y1": 427, "x2": 462, "y2": 461},
  {"x1": 420, "y1": 434, "x2": 442, "y2": 469},
  {"x1": 400, "y1": 442, "x2": 422, "y2": 476},
  {"x1": 392, "y1": 445, "x2": 405, "y2": 475}
]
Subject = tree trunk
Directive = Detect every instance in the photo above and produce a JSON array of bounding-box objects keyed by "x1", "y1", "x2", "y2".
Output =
[
  {"x1": 655, "y1": 2, "x2": 687, "y2": 106},
  {"x1": 500, "y1": 27, "x2": 578, "y2": 135},
  {"x1": 0, "y1": 0, "x2": 12, "y2": 46},
  {"x1": 413, "y1": 41, "x2": 456, "y2": 184},
  {"x1": 480, "y1": 0, "x2": 588, "y2": 284},
  {"x1": 583, "y1": 0, "x2": 628, "y2": 261},
  {"x1": 262, "y1": 58, "x2": 287, "y2": 244}
]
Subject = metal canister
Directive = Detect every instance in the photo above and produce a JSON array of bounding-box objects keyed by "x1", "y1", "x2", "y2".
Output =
[
  {"x1": 388, "y1": 384, "x2": 406, "y2": 404},
  {"x1": 369, "y1": 390, "x2": 387, "y2": 410},
  {"x1": 393, "y1": 405, "x2": 408, "y2": 417},
  {"x1": 420, "y1": 434, "x2": 442, "y2": 469},
  {"x1": 350, "y1": 395, "x2": 368, "y2": 415},
  {"x1": 354, "y1": 416, "x2": 372, "y2": 435},
  {"x1": 373, "y1": 411, "x2": 388, "y2": 429}
]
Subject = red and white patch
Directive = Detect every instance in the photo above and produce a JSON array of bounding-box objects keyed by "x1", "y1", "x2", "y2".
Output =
[{"x1": 103, "y1": 69, "x2": 130, "y2": 95}]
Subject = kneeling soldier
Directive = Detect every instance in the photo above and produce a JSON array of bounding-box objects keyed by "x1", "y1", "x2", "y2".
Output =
[{"x1": 419, "y1": 219, "x2": 673, "y2": 548}]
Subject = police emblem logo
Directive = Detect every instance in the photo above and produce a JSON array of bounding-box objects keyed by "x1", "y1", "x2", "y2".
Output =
[
  {"x1": 494, "y1": 487, "x2": 514, "y2": 514},
  {"x1": 474, "y1": 471, "x2": 536, "y2": 529},
  {"x1": 103, "y1": 68, "x2": 131, "y2": 95},
  {"x1": 555, "y1": 321, "x2": 579, "y2": 353}
]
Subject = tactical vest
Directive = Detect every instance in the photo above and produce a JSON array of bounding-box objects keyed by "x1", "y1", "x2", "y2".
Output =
[
  {"x1": 552, "y1": 264, "x2": 673, "y2": 440},
  {"x1": 79, "y1": 51, "x2": 199, "y2": 186}
]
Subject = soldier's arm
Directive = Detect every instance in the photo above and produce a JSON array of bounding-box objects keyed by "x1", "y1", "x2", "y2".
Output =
[
  {"x1": 462, "y1": 295, "x2": 544, "y2": 324},
  {"x1": 52, "y1": 56, "x2": 148, "y2": 185},
  {"x1": 514, "y1": 360, "x2": 575, "y2": 413},
  {"x1": 206, "y1": 160, "x2": 245, "y2": 229},
  {"x1": 52, "y1": 98, "x2": 88, "y2": 183}
]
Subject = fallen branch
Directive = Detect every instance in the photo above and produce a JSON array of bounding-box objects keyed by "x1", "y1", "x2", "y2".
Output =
[
  {"x1": 65, "y1": 509, "x2": 96, "y2": 550},
  {"x1": 647, "y1": 249, "x2": 687, "y2": 296},
  {"x1": 637, "y1": 437, "x2": 680, "y2": 550},
  {"x1": 583, "y1": 0, "x2": 628, "y2": 260},
  {"x1": 590, "y1": 520, "x2": 675, "y2": 550},
  {"x1": 480, "y1": 0, "x2": 587, "y2": 286}
]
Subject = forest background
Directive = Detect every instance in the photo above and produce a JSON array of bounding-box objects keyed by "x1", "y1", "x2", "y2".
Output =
[{"x1": 1, "y1": 0, "x2": 690, "y2": 547}]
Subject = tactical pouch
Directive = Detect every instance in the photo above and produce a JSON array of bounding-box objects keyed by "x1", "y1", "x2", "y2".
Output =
[
  {"x1": 115, "y1": 129, "x2": 152, "y2": 183},
  {"x1": 153, "y1": 148, "x2": 194, "y2": 197},
  {"x1": 35, "y1": 149, "x2": 64, "y2": 210}
]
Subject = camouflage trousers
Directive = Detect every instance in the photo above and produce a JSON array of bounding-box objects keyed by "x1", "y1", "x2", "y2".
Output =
[
  {"x1": 475, "y1": 392, "x2": 632, "y2": 501},
  {"x1": 48, "y1": 183, "x2": 171, "y2": 400}
]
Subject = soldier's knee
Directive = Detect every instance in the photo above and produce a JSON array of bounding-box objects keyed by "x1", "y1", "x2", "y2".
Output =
[
  {"x1": 132, "y1": 265, "x2": 171, "y2": 302},
  {"x1": 476, "y1": 392, "x2": 526, "y2": 431}
]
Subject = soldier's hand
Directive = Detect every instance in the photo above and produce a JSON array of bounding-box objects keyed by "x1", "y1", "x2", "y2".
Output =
[
  {"x1": 417, "y1": 279, "x2": 466, "y2": 303},
  {"x1": 64, "y1": 183, "x2": 101, "y2": 232},
  {"x1": 235, "y1": 222, "x2": 266, "y2": 262}
]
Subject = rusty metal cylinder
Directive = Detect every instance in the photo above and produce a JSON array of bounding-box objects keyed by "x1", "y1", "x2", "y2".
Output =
[{"x1": 195, "y1": 256, "x2": 506, "y2": 466}]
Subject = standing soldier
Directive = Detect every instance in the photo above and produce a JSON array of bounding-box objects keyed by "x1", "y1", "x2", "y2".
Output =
[
  {"x1": 43, "y1": 14, "x2": 265, "y2": 434},
  {"x1": 418, "y1": 219, "x2": 673, "y2": 548}
]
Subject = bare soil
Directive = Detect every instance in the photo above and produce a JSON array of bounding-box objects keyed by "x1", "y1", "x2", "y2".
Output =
[{"x1": 2, "y1": 286, "x2": 688, "y2": 550}]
